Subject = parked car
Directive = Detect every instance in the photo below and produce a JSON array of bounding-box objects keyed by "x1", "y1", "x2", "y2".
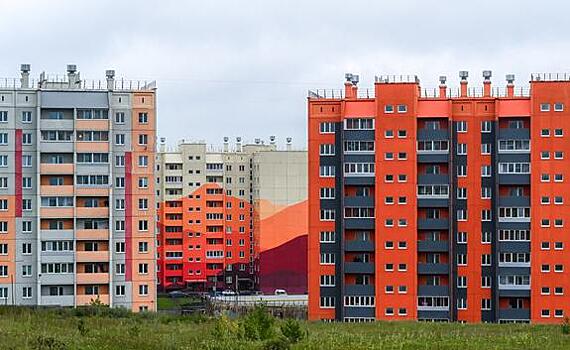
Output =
[
  {"x1": 274, "y1": 289, "x2": 288, "y2": 296},
  {"x1": 221, "y1": 289, "x2": 237, "y2": 296},
  {"x1": 168, "y1": 290, "x2": 188, "y2": 298}
]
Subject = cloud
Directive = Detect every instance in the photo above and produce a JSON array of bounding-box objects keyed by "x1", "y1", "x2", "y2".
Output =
[{"x1": 0, "y1": 0, "x2": 568, "y2": 147}]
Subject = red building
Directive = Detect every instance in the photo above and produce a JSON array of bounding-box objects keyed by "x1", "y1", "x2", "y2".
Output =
[{"x1": 308, "y1": 71, "x2": 570, "y2": 323}]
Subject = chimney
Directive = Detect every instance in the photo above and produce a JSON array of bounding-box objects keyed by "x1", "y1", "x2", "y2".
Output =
[
  {"x1": 286, "y1": 137, "x2": 292, "y2": 151},
  {"x1": 223, "y1": 137, "x2": 229, "y2": 152},
  {"x1": 236, "y1": 137, "x2": 242, "y2": 152},
  {"x1": 159, "y1": 137, "x2": 167, "y2": 152},
  {"x1": 67, "y1": 64, "x2": 79, "y2": 89},
  {"x1": 482, "y1": 70, "x2": 492, "y2": 97},
  {"x1": 20, "y1": 64, "x2": 31, "y2": 88},
  {"x1": 344, "y1": 73, "x2": 359, "y2": 99},
  {"x1": 506, "y1": 74, "x2": 515, "y2": 98},
  {"x1": 439, "y1": 76, "x2": 447, "y2": 98},
  {"x1": 106, "y1": 70, "x2": 115, "y2": 90},
  {"x1": 459, "y1": 71, "x2": 469, "y2": 97}
]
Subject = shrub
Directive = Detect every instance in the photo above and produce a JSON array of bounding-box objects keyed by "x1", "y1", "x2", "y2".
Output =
[
  {"x1": 280, "y1": 319, "x2": 305, "y2": 344},
  {"x1": 77, "y1": 319, "x2": 88, "y2": 336},
  {"x1": 213, "y1": 314, "x2": 243, "y2": 339},
  {"x1": 261, "y1": 336, "x2": 290, "y2": 350},
  {"x1": 30, "y1": 335, "x2": 67, "y2": 350},
  {"x1": 562, "y1": 317, "x2": 570, "y2": 335},
  {"x1": 241, "y1": 304, "x2": 275, "y2": 341}
]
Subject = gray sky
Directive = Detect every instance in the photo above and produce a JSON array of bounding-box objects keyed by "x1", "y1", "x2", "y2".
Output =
[{"x1": 1, "y1": 0, "x2": 568, "y2": 148}]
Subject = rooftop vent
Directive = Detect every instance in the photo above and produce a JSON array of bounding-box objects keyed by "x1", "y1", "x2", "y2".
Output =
[
  {"x1": 67, "y1": 65, "x2": 77, "y2": 74},
  {"x1": 20, "y1": 64, "x2": 31, "y2": 73},
  {"x1": 459, "y1": 71, "x2": 469, "y2": 80},
  {"x1": 506, "y1": 74, "x2": 515, "y2": 84},
  {"x1": 439, "y1": 76, "x2": 447, "y2": 85},
  {"x1": 482, "y1": 70, "x2": 492, "y2": 80}
]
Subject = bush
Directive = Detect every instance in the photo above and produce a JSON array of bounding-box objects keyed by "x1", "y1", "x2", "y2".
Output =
[
  {"x1": 261, "y1": 336, "x2": 290, "y2": 350},
  {"x1": 77, "y1": 319, "x2": 88, "y2": 336},
  {"x1": 241, "y1": 304, "x2": 275, "y2": 341},
  {"x1": 213, "y1": 314, "x2": 243, "y2": 339},
  {"x1": 280, "y1": 319, "x2": 305, "y2": 344},
  {"x1": 562, "y1": 317, "x2": 570, "y2": 335},
  {"x1": 30, "y1": 335, "x2": 67, "y2": 350}
]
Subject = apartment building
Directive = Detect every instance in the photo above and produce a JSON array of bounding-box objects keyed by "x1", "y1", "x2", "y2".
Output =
[
  {"x1": 156, "y1": 138, "x2": 307, "y2": 294},
  {"x1": 308, "y1": 71, "x2": 570, "y2": 323},
  {"x1": 0, "y1": 64, "x2": 157, "y2": 311}
]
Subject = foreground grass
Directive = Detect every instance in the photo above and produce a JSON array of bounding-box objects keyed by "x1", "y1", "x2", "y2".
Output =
[{"x1": 0, "y1": 307, "x2": 569, "y2": 350}]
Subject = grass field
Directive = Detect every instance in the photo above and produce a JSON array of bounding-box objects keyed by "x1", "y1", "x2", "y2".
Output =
[{"x1": 1, "y1": 306, "x2": 569, "y2": 350}]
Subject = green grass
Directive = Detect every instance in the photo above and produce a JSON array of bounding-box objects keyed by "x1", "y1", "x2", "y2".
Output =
[
  {"x1": 157, "y1": 296, "x2": 203, "y2": 310},
  {"x1": 0, "y1": 306, "x2": 569, "y2": 350}
]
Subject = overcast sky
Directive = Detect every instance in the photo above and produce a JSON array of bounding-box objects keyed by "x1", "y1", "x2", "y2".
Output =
[{"x1": 1, "y1": 0, "x2": 568, "y2": 148}]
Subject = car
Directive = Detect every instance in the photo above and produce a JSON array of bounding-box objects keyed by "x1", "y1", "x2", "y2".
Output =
[
  {"x1": 168, "y1": 290, "x2": 188, "y2": 298},
  {"x1": 221, "y1": 289, "x2": 237, "y2": 296},
  {"x1": 274, "y1": 289, "x2": 288, "y2": 296}
]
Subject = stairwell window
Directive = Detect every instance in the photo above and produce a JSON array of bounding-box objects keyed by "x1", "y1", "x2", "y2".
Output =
[
  {"x1": 481, "y1": 121, "x2": 492, "y2": 133},
  {"x1": 554, "y1": 103, "x2": 564, "y2": 112},
  {"x1": 384, "y1": 105, "x2": 394, "y2": 113},
  {"x1": 397, "y1": 105, "x2": 407, "y2": 113},
  {"x1": 540, "y1": 103, "x2": 550, "y2": 112},
  {"x1": 456, "y1": 121, "x2": 467, "y2": 133}
]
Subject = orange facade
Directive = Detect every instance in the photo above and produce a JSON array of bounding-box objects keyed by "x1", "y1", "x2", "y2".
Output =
[{"x1": 308, "y1": 72, "x2": 570, "y2": 323}]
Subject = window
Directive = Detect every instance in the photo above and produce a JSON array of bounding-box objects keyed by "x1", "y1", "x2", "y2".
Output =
[
  {"x1": 319, "y1": 122, "x2": 335, "y2": 134},
  {"x1": 457, "y1": 254, "x2": 467, "y2": 266},
  {"x1": 23, "y1": 287, "x2": 32, "y2": 299},
  {"x1": 344, "y1": 163, "x2": 374, "y2": 176},
  {"x1": 319, "y1": 231, "x2": 335, "y2": 243},
  {"x1": 22, "y1": 111, "x2": 32, "y2": 123},
  {"x1": 555, "y1": 128, "x2": 563, "y2": 137},
  {"x1": 138, "y1": 155, "x2": 148, "y2": 167},
  {"x1": 397, "y1": 152, "x2": 407, "y2": 160},
  {"x1": 482, "y1": 231, "x2": 492, "y2": 244},
  {"x1": 138, "y1": 284, "x2": 149, "y2": 296},
  {"x1": 398, "y1": 130, "x2": 407, "y2": 138},
  {"x1": 481, "y1": 143, "x2": 491, "y2": 155},
  {"x1": 481, "y1": 254, "x2": 491, "y2": 266},
  {"x1": 320, "y1": 209, "x2": 335, "y2": 221},
  {"x1": 385, "y1": 130, "x2": 394, "y2": 138},
  {"x1": 345, "y1": 118, "x2": 374, "y2": 130},
  {"x1": 457, "y1": 165, "x2": 467, "y2": 177},
  {"x1": 320, "y1": 187, "x2": 335, "y2": 199},
  {"x1": 481, "y1": 209, "x2": 491, "y2": 221},
  {"x1": 320, "y1": 275, "x2": 335, "y2": 287},
  {"x1": 457, "y1": 298, "x2": 467, "y2": 310},
  {"x1": 384, "y1": 105, "x2": 394, "y2": 113},
  {"x1": 554, "y1": 102, "x2": 564, "y2": 112},
  {"x1": 319, "y1": 165, "x2": 335, "y2": 177},
  {"x1": 499, "y1": 162, "x2": 530, "y2": 174},
  {"x1": 555, "y1": 151, "x2": 564, "y2": 159},
  {"x1": 540, "y1": 103, "x2": 550, "y2": 112},
  {"x1": 319, "y1": 144, "x2": 335, "y2": 156},
  {"x1": 397, "y1": 105, "x2": 407, "y2": 113},
  {"x1": 555, "y1": 174, "x2": 564, "y2": 182},
  {"x1": 457, "y1": 209, "x2": 467, "y2": 221},
  {"x1": 320, "y1": 296, "x2": 335, "y2": 308},
  {"x1": 457, "y1": 276, "x2": 467, "y2": 288},
  {"x1": 540, "y1": 150, "x2": 549, "y2": 158},
  {"x1": 482, "y1": 276, "x2": 491, "y2": 288},
  {"x1": 456, "y1": 121, "x2": 467, "y2": 133},
  {"x1": 481, "y1": 121, "x2": 492, "y2": 133},
  {"x1": 0, "y1": 133, "x2": 7, "y2": 145},
  {"x1": 22, "y1": 265, "x2": 32, "y2": 277},
  {"x1": 23, "y1": 155, "x2": 32, "y2": 167},
  {"x1": 481, "y1": 187, "x2": 492, "y2": 199},
  {"x1": 481, "y1": 165, "x2": 491, "y2": 177},
  {"x1": 457, "y1": 144, "x2": 467, "y2": 155},
  {"x1": 498, "y1": 139, "x2": 530, "y2": 153},
  {"x1": 385, "y1": 152, "x2": 394, "y2": 160},
  {"x1": 115, "y1": 134, "x2": 125, "y2": 145},
  {"x1": 320, "y1": 253, "x2": 335, "y2": 265},
  {"x1": 541, "y1": 129, "x2": 550, "y2": 137},
  {"x1": 22, "y1": 133, "x2": 32, "y2": 145},
  {"x1": 457, "y1": 232, "x2": 467, "y2": 244},
  {"x1": 138, "y1": 112, "x2": 148, "y2": 124},
  {"x1": 541, "y1": 309, "x2": 550, "y2": 318},
  {"x1": 456, "y1": 187, "x2": 467, "y2": 199},
  {"x1": 481, "y1": 299, "x2": 492, "y2": 310}
]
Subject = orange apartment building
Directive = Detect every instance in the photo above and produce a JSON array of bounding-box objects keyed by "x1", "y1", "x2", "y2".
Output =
[
  {"x1": 308, "y1": 71, "x2": 570, "y2": 323},
  {"x1": 156, "y1": 138, "x2": 307, "y2": 294}
]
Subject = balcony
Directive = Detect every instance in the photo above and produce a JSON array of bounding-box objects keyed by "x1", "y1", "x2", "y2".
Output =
[
  {"x1": 76, "y1": 294, "x2": 110, "y2": 306},
  {"x1": 345, "y1": 240, "x2": 375, "y2": 252},
  {"x1": 498, "y1": 128, "x2": 530, "y2": 140},
  {"x1": 499, "y1": 196, "x2": 530, "y2": 207},
  {"x1": 498, "y1": 174, "x2": 530, "y2": 185},
  {"x1": 344, "y1": 218, "x2": 375, "y2": 230},
  {"x1": 76, "y1": 229, "x2": 109, "y2": 240},
  {"x1": 417, "y1": 240, "x2": 449, "y2": 252},
  {"x1": 76, "y1": 272, "x2": 110, "y2": 284},
  {"x1": 344, "y1": 196, "x2": 374, "y2": 207},
  {"x1": 75, "y1": 141, "x2": 109, "y2": 152},
  {"x1": 344, "y1": 177, "x2": 375, "y2": 186},
  {"x1": 40, "y1": 163, "x2": 74, "y2": 174},
  {"x1": 345, "y1": 284, "x2": 375, "y2": 295},
  {"x1": 417, "y1": 153, "x2": 449, "y2": 164},
  {"x1": 41, "y1": 229, "x2": 74, "y2": 240},
  {"x1": 76, "y1": 250, "x2": 110, "y2": 263},
  {"x1": 75, "y1": 119, "x2": 109, "y2": 130},
  {"x1": 39, "y1": 274, "x2": 74, "y2": 285},
  {"x1": 41, "y1": 295, "x2": 74, "y2": 306},
  {"x1": 417, "y1": 219, "x2": 449, "y2": 230},
  {"x1": 344, "y1": 307, "x2": 375, "y2": 318},
  {"x1": 75, "y1": 187, "x2": 110, "y2": 197},
  {"x1": 418, "y1": 174, "x2": 449, "y2": 184},
  {"x1": 417, "y1": 198, "x2": 449, "y2": 208},
  {"x1": 40, "y1": 185, "x2": 74, "y2": 196},
  {"x1": 499, "y1": 308, "x2": 530, "y2": 320},
  {"x1": 344, "y1": 262, "x2": 375, "y2": 274},
  {"x1": 498, "y1": 288, "x2": 531, "y2": 298},
  {"x1": 76, "y1": 207, "x2": 109, "y2": 218},
  {"x1": 40, "y1": 207, "x2": 74, "y2": 218},
  {"x1": 417, "y1": 263, "x2": 449, "y2": 275},
  {"x1": 39, "y1": 141, "x2": 74, "y2": 153},
  {"x1": 40, "y1": 119, "x2": 74, "y2": 130},
  {"x1": 418, "y1": 285, "x2": 449, "y2": 296},
  {"x1": 417, "y1": 129, "x2": 449, "y2": 140}
]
